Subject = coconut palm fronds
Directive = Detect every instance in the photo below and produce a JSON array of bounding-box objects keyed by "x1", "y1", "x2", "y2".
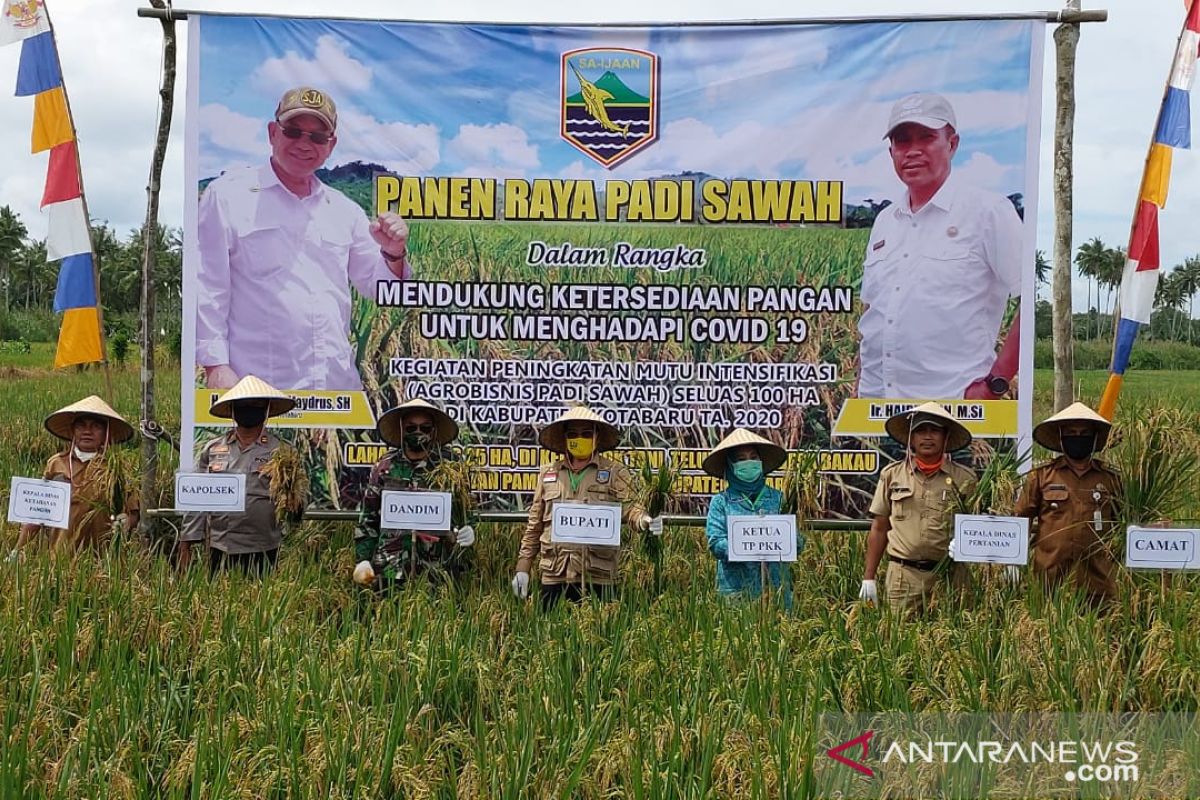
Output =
[{"x1": 260, "y1": 444, "x2": 310, "y2": 525}]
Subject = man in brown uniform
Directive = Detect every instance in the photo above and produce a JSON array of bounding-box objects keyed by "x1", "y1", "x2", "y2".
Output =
[
  {"x1": 511, "y1": 406, "x2": 661, "y2": 609},
  {"x1": 9, "y1": 396, "x2": 138, "y2": 558},
  {"x1": 179, "y1": 375, "x2": 301, "y2": 575},
  {"x1": 860, "y1": 402, "x2": 977, "y2": 614},
  {"x1": 1014, "y1": 402, "x2": 1121, "y2": 606}
]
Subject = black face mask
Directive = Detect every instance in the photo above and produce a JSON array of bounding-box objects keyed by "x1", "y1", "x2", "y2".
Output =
[
  {"x1": 403, "y1": 432, "x2": 432, "y2": 452},
  {"x1": 232, "y1": 404, "x2": 268, "y2": 429},
  {"x1": 1061, "y1": 433, "x2": 1096, "y2": 460}
]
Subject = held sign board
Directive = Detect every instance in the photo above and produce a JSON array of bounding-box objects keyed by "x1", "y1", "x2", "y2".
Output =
[
  {"x1": 175, "y1": 472, "x2": 246, "y2": 512},
  {"x1": 952, "y1": 515, "x2": 1029, "y2": 564},
  {"x1": 7, "y1": 477, "x2": 71, "y2": 529},
  {"x1": 550, "y1": 501, "x2": 622, "y2": 546},
  {"x1": 380, "y1": 490, "x2": 452, "y2": 531},
  {"x1": 727, "y1": 515, "x2": 798, "y2": 562},
  {"x1": 1125, "y1": 526, "x2": 1200, "y2": 570}
]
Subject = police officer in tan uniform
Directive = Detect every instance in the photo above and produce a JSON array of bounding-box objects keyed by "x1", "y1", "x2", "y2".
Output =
[
  {"x1": 860, "y1": 402, "x2": 977, "y2": 614},
  {"x1": 511, "y1": 406, "x2": 662, "y2": 609},
  {"x1": 1014, "y1": 402, "x2": 1122, "y2": 606},
  {"x1": 179, "y1": 375, "x2": 301, "y2": 575}
]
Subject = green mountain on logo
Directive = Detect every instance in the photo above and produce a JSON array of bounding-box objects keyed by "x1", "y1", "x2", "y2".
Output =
[{"x1": 566, "y1": 71, "x2": 649, "y2": 105}]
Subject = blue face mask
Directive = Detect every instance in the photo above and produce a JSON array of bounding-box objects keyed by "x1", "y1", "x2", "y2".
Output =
[{"x1": 731, "y1": 459, "x2": 763, "y2": 483}]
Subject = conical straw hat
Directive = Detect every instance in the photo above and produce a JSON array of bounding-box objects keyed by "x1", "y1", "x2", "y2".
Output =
[
  {"x1": 376, "y1": 398, "x2": 458, "y2": 447},
  {"x1": 539, "y1": 405, "x2": 621, "y2": 454},
  {"x1": 884, "y1": 401, "x2": 972, "y2": 452},
  {"x1": 1033, "y1": 402, "x2": 1112, "y2": 452},
  {"x1": 44, "y1": 395, "x2": 134, "y2": 444},
  {"x1": 209, "y1": 375, "x2": 295, "y2": 419},
  {"x1": 702, "y1": 428, "x2": 788, "y2": 478}
]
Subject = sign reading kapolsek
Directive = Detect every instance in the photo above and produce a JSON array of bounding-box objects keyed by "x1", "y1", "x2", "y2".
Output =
[
  {"x1": 1125, "y1": 526, "x2": 1200, "y2": 570},
  {"x1": 7, "y1": 477, "x2": 71, "y2": 529},
  {"x1": 727, "y1": 515, "x2": 798, "y2": 562},
  {"x1": 175, "y1": 472, "x2": 246, "y2": 512},
  {"x1": 953, "y1": 514, "x2": 1029, "y2": 565},
  {"x1": 380, "y1": 490, "x2": 452, "y2": 531},
  {"x1": 551, "y1": 501, "x2": 622, "y2": 546}
]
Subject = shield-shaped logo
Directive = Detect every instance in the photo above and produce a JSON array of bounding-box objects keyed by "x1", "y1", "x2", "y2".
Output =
[{"x1": 560, "y1": 47, "x2": 658, "y2": 168}]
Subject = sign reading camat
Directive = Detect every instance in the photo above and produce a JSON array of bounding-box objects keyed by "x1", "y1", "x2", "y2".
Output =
[
  {"x1": 381, "y1": 490, "x2": 452, "y2": 531},
  {"x1": 175, "y1": 472, "x2": 246, "y2": 512},
  {"x1": 953, "y1": 514, "x2": 1029, "y2": 564},
  {"x1": 551, "y1": 501, "x2": 622, "y2": 546},
  {"x1": 7, "y1": 477, "x2": 71, "y2": 529},
  {"x1": 1125, "y1": 526, "x2": 1200, "y2": 570},
  {"x1": 727, "y1": 514, "x2": 798, "y2": 562}
]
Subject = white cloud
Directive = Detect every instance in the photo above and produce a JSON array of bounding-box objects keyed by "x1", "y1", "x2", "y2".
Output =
[
  {"x1": 251, "y1": 34, "x2": 374, "y2": 96},
  {"x1": 955, "y1": 151, "x2": 1018, "y2": 195},
  {"x1": 334, "y1": 109, "x2": 442, "y2": 174},
  {"x1": 198, "y1": 104, "x2": 266, "y2": 157},
  {"x1": 448, "y1": 123, "x2": 540, "y2": 170}
]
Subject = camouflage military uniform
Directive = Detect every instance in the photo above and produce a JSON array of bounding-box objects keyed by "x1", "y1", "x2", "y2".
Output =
[{"x1": 355, "y1": 447, "x2": 471, "y2": 590}]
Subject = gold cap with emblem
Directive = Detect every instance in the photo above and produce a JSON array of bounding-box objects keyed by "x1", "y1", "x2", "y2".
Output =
[
  {"x1": 275, "y1": 86, "x2": 337, "y2": 131},
  {"x1": 702, "y1": 428, "x2": 787, "y2": 478},
  {"x1": 1033, "y1": 402, "x2": 1112, "y2": 452},
  {"x1": 209, "y1": 375, "x2": 296, "y2": 419}
]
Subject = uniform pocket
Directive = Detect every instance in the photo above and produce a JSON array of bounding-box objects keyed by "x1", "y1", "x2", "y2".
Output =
[{"x1": 889, "y1": 486, "x2": 914, "y2": 520}]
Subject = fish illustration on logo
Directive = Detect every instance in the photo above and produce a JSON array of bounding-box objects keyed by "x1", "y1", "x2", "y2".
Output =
[{"x1": 560, "y1": 47, "x2": 658, "y2": 168}]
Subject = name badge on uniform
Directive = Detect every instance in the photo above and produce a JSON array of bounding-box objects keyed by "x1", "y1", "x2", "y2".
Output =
[
  {"x1": 211, "y1": 444, "x2": 229, "y2": 454},
  {"x1": 1093, "y1": 488, "x2": 1104, "y2": 532},
  {"x1": 543, "y1": 472, "x2": 557, "y2": 483},
  {"x1": 596, "y1": 470, "x2": 610, "y2": 485},
  {"x1": 872, "y1": 239, "x2": 886, "y2": 251}
]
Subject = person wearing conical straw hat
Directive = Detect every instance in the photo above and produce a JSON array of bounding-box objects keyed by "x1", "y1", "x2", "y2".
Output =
[
  {"x1": 178, "y1": 375, "x2": 304, "y2": 576},
  {"x1": 9, "y1": 396, "x2": 138, "y2": 559},
  {"x1": 1012, "y1": 402, "x2": 1122, "y2": 606},
  {"x1": 351, "y1": 398, "x2": 476, "y2": 592},
  {"x1": 512, "y1": 405, "x2": 660, "y2": 609},
  {"x1": 859, "y1": 402, "x2": 977, "y2": 615},
  {"x1": 703, "y1": 428, "x2": 804, "y2": 606}
]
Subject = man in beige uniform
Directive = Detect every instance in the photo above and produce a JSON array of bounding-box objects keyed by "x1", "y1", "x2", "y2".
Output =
[
  {"x1": 179, "y1": 376, "x2": 301, "y2": 575},
  {"x1": 511, "y1": 406, "x2": 661, "y2": 609},
  {"x1": 9, "y1": 396, "x2": 138, "y2": 558},
  {"x1": 860, "y1": 402, "x2": 977, "y2": 614}
]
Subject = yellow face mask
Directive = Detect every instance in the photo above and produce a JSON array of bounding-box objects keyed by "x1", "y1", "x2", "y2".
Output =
[{"x1": 566, "y1": 436, "x2": 595, "y2": 460}]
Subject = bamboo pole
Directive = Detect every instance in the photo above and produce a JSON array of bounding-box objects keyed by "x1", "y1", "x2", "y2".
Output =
[{"x1": 1051, "y1": 0, "x2": 1081, "y2": 414}]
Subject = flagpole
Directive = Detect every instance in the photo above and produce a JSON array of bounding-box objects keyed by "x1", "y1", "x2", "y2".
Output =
[
  {"x1": 1098, "y1": 2, "x2": 1194, "y2": 419},
  {"x1": 40, "y1": 0, "x2": 114, "y2": 400}
]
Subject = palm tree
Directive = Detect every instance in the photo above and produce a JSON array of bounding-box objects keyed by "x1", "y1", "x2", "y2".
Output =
[
  {"x1": 1175, "y1": 256, "x2": 1200, "y2": 344},
  {"x1": 1154, "y1": 270, "x2": 1187, "y2": 341},
  {"x1": 1035, "y1": 249, "x2": 1050, "y2": 288},
  {"x1": 1098, "y1": 246, "x2": 1127, "y2": 337},
  {"x1": 1075, "y1": 237, "x2": 1109, "y2": 340},
  {"x1": 0, "y1": 206, "x2": 28, "y2": 313}
]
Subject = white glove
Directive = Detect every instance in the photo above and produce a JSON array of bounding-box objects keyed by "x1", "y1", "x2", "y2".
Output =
[
  {"x1": 858, "y1": 579, "x2": 879, "y2": 603},
  {"x1": 454, "y1": 525, "x2": 475, "y2": 547},
  {"x1": 1004, "y1": 565, "x2": 1022, "y2": 585},
  {"x1": 4, "y1": 549, "x2": 19, "y2": 564},
  {"x1": 512, "y1": 570, "x2": 530, "y2": 599},
  {"x1": 948, "y1": 537, "x2": 958, "y2": 561},
  {"x1": 352, "y1": 560, "x2": 376, "y2": 586},
  {"x1": 648, "y1": 516, "x2": 664, "y2": 536}
]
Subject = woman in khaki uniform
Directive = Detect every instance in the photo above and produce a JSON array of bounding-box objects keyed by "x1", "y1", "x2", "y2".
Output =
[
  {"x1": 1014, "y1": 402, "x2": 1122, "y2": 606},
  {"x1": 511, "y1": 406, "x2": 660, "y2": 610}
]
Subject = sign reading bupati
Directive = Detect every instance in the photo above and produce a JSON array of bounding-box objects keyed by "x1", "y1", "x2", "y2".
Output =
[
  {"x1": 1125, "y1": 526, "x2": 1200, "y2": 570},
  {"x1": 551, "y1": 501, "x2": 622, "y2": 546},
  {"x1": 381, "y1": 490, "x2": 453, "y2": 531},
  {"x1": 727, "y1": 515, "x2": 798, "y2": 562},
  {"x1": 183, "y1": 15, "x2": 1043, "y2": 515},
  {"x1": 952, "y1": 514, "x2": 1029, "y2": 565},
  {"x1": 175, "y1": 472, "x2": 246, "y2": 512},
  {"x1": 7, "y1": 476, "x2": 71, "y2": 529}
]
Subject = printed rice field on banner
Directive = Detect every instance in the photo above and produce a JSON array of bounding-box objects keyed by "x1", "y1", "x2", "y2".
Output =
[{"x1": 183, "y1": 16, "x2": 1043, "y2": 512}]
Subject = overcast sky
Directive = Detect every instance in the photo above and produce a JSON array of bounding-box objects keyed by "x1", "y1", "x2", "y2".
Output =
[{"x1": 1, "y1": 0, "x2": 1197, "y2": 307}]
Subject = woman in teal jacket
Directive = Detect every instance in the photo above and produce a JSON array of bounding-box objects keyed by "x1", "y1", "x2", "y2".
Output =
[{"x1": 704, "y1": 428, "x2": 802, "y2": 605}]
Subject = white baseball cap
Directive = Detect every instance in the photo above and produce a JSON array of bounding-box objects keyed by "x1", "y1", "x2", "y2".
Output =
[{"x1": 884, "y1": 92, "x2": 956, "y2": 139}]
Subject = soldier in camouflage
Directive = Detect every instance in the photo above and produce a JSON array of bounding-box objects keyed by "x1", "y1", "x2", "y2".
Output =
[{"x1": 353, "y1": 399, "x2": 475, "y2": 592}]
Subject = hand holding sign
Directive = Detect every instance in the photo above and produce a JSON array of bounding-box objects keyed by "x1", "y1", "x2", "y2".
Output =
[{"x1": 726, "y1": 515, "x2": 798, "y2": 562}]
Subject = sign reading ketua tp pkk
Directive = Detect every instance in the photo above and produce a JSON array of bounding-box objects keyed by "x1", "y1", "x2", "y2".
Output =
[
  {"x1": 380, "y1": 490, "x2": 452, "y2": 531},
  {"x1": 175, "y1": 472, "x2": 246, "y2": 512},
  {"x1": 1125, "y1": 526, "x2": 1200, "y2": 570},
  {"x1": 7, "y1": 477, "x2": 71, "y2": 529},
  {"x1": 727, "y1": 515, "x2": 798, "y2": 562},
  {"x1": 952, "y1": 514, "x2": 1029, "y2": 564},
  {"x1": 551, "y1": 501, "x2": 622, "y2": 546}
]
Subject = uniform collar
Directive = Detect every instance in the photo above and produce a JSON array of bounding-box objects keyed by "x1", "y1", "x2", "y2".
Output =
[
  {"x1": 906, "y1": 456, "x2": 955, "y2": 478},
  {"x1": 1050, "y1": 454, "x2": 1105, "y2": 477},
  {"x1": 259, "y1": 162, "x2": 326, "y2": 202},
  {"x1": 899, "y1": 171, "x2": 959, "y2": 217},
  {"x1": 225, "y1": 428, "x2": 270, "y2": 447}
]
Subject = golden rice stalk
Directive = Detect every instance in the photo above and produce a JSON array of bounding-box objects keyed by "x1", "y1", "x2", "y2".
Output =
[
  {"x1": 425, "y1": 455, "x2": 477, "y2": 529},
  {"x1": 260, "y1": 443, "x2": 310, "y2": 524},
  {"x1": 75, "y1": 446, "x2": 137, "y2": 535},
  {"x1": 779, "y1": 449, "x2": 822, "y2": 523}
]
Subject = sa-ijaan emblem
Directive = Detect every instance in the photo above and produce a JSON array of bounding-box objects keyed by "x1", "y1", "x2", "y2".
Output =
[
  {"x1": 560, "y1": 47, "x2": 658, "y2": 168},
  {"x1": 5, "y1": 0, "x2": 44, "y2": 29}
]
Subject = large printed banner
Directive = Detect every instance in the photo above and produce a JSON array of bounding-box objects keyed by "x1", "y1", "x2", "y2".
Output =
[{"x1": 182, "y1": 15, "x2": 1044, "y2": 514}]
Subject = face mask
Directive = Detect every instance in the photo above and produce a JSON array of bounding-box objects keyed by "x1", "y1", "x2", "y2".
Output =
[
  {"x1": 731, "y1": 459, "x2": 763, "y2": 483},
  {"x1": 232, "y1": 404, "x2": 268, "y2": 429},
  {"x1": 566, "y1": 436, "x2": 595, "y2": 460},
  {"x1": 403, "y1": 432, "x2": 432, "y2": 452},
  {"x1": 73, "y1": 446, "x2": 98, "y2": 463},
  {"x1": 1061, "y1": 433, "x2": 1096, "y2": 460}
]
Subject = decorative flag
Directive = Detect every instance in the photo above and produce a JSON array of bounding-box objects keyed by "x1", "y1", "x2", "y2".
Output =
[
  {"x1": 0, "y1": 0, "x2": 49, "y2": 47},
  {"x1": 44, "y1": 196, "x2": 90, "y2": 260},
  {"x1": 55, "y1": 307, "x2": 103, "y2": 367},
  {"x1": 41, "y1": 139, "x2": 78, "y2": 206},
  {"x1": 53, "y1": 252, "x2": 97, "y2": 311},
  {"x1": 15, "y1": 29, "x2": 59, "y2": 95},
  {"x1": 31, "y1": 84, "x2": 71, "y2": 151},
  {"x1": 1100, "y1": 4, "x2": 1200, "y2": 418}
]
